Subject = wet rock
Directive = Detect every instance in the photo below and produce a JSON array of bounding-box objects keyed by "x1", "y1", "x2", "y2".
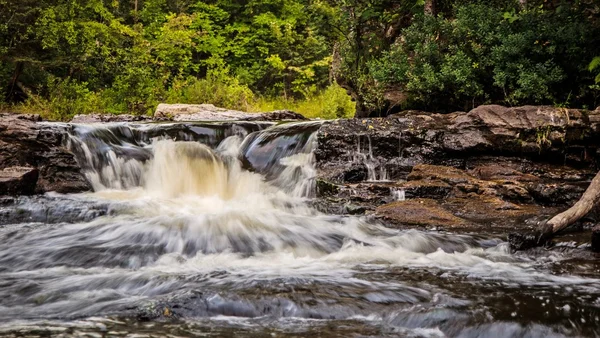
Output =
[
  {"x1": 592, "y1": 225, "x2": 600, "y2": 253},
  {"x1": 316, "y1": 179, "x2": 340, "y2": 197},
  {"x1": 0, "y1": 167, "x2": 38, "y2": 195},
  {"x1": 526, "y1": 182, "x2": 587, "y2": 206},
  {"x1": 245, "y1": 109, "x2": 306, "y2": 121},
  {"x1": 407, "y1": 164, "x2": 474, "y2": 185},
  {"x1": 0, "y1": 195, "x2": 108, "y2": 224},
  {"x1": 470, "y1": 164, "x2": 539, "y2": 182},
  {"x1": 0, "y1": 113, "x2": 90, "y2": 194},
  {"x1": 441, "y1": 195, "x2": 548, "y2": 229},
  {"x1": 396, "y1": 180, "x2": 452, "y2": 199},
  {"x1": 375, "y1": 199, "x2": 468, "y2": 228},
  {"x1": 317, "y1": 105, "x2": 600, "y2": 186}
]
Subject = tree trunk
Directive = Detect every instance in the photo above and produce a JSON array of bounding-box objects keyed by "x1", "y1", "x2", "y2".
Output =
[
  {"x1": 424, "y1": 0, "x2": 436, "y2": 16},
  {"x1": 510, "y1": 170, "x2": 600, "y2": 250},
  {"x1": 542, "y1": 170, "x2": 600, "y2": 236},
  {"x1": 5, "y1": 62, "x2": 24, "y2": 102}
]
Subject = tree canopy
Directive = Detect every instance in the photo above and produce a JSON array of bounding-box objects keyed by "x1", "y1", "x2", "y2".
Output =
[{"x1": 0, "y1": 0, "x2": 598, "y2": 119}]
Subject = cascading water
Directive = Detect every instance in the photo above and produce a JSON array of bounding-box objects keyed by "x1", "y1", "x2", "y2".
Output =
[{"x1": 0, "y1": 121, "x2": 599, "y2": 337}]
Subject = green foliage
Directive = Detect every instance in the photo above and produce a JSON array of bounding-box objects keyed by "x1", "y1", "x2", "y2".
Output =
[
  {"x1": 165, "y1": 75, "x2": 254, "y2": 112},
  {"x1": 1, "y1": 0, "x2": 599, "y2": 118},
  {"x1": 591, "y1": 57, "x2": 600, "y2": 84},
  {"x1": 20, "y1": 76, "x2": 102, "y2": 121},
  {"x1": 251, "y1": 83, "x2": 355, "y2": 119},
  {"x1": 369, "y1": 3, "x2": 600, "y2": 111}
]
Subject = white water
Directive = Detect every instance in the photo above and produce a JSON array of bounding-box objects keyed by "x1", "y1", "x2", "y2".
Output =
[
  {"x1": 60, "y1": 131, "x2": 594, "y2": 285},
  {"x1": 1, "y1": 122, "x2": 598, "y2": 336}
]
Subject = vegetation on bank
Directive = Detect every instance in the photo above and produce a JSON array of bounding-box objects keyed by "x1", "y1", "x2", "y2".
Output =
[{"x1": 0, "y1": 0, "x2": 599, "y2": 120}]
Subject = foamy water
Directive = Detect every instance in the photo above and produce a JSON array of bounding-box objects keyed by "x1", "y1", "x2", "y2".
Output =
[{"x1": 0, "y1": 122, "x2": 598, "y2": 337}]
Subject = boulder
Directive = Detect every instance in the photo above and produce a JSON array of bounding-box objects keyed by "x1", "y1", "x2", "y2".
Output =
[
  {"x1": 0, "y1": 113, "x2": 90, "y2": 194},
  {"x1": 71, "y1": 113, "x2": 152, "y2": 123},
  {"x1": 154, "y1": 104, "x2": 253, "y2": 121},
  {"x1": 0, "y1": 167, "x2": 38, "y2": 195},
  {"x1": 154, "y1": 104, "x2": 306, "y2": 121}
]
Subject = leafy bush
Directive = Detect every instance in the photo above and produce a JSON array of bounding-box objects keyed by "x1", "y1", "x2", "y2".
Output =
[
  {"x1": 251, "y1": 83, "x2": 355, "y2": 119},
  {"x1": 20, "y1": 76, "x2": 102, "y2": 121},
  {"x1": 369, "y1": 3, "x2": 600, "y2": 111},
  {"x1": 165, "y1": 75, "x2": 254, "y2": 112}
]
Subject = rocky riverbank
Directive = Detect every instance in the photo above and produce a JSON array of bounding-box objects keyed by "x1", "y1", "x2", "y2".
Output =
[
  {"x1": 315, "y1": 105, "x2": 600, "y2": 238},
  {"x1": 2, "y1": 105, "x2": 600, "y2": 243}
]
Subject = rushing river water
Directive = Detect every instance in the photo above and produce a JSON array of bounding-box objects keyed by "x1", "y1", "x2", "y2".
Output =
[{"x1": 0, "y1": 121, "x2": 599, "y2": 337}]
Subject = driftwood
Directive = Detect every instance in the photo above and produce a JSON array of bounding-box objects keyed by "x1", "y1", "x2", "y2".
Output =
[{"x1": 510, "y1": 170, "x2": 600, "y2": 250}]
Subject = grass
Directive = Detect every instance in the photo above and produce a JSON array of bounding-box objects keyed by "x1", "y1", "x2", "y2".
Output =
[{"x1": 1, "y1": 82, "x2": 355, "y2": 121}]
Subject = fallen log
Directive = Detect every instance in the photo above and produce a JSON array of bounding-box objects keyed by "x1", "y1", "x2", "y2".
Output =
[{"x1": 510, "y1": 170, "x2": 600, "y2": 250}]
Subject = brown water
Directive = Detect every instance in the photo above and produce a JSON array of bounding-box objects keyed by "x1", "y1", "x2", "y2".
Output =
[{"x1": 0, "y1": 122, "x2": 598, "y2": 337}]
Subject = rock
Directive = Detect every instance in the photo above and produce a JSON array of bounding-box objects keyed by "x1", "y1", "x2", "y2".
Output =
[
  {"x1": 407, "y1": 164, "x2": 474, "y2": 185},
  {"x1": 246, "y1": 110, "x2": 306, "y2": 121},
  {"x1": 526, "y1": 182, "x2": 587, "y2": 206},
  {"x1": 0, "y1": 167, "x2": 38, "y2": 195},
  {"x1": 155, "y1": 103, "x2": 254, "y2": 121},
  {"x1": 470, "y1": 164, "x2": 539, "y2": 182},
  {"x1": 375, "y1": 199, "x2": 468, "y2": 228},
  {"x1": 71, "y1": 113, "x2": 152, "y2": 123},
  {"x1": 396, "y1": 179, "x2": 452, "y2": 199},
  {"x1": 0, "y1": 113, "x2": 90, "y2": 194},
  {"x1": 154, "y1": 104, "x2": 306, "y2": 121},
  {"x1": 592, "y1": 225, "x2": 600, "y2": 253}
]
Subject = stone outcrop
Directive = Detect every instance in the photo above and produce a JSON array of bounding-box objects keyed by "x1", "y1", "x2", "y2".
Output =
[
  {"x1": 71, "y1": 113, "x2": 153, "y2": 123},
  {"x1": 315, "y1": 105, "x2": 600, "y2": 231},
  {"x1": 0, "y1": 167, "x2": 38, "y2": 195},
  {"x1": 0, "y1": 113, "x2": 90, "y2": 194},
  {"x1": 154, "y1": 104, "x2": 305, "y2": 122}
]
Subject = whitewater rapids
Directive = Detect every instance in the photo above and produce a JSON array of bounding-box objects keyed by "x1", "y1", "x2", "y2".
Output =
[{"x1": 0, "y1": 122, "x2": 598, "y2": 337}]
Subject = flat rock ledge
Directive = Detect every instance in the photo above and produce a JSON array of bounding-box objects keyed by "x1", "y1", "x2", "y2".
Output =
[
  {"x1": 71, "y1": 104, "x2": 307, "y2": 123},
  {"x1": 315, "y1": 105, "x2": 600, "y2": 235}
]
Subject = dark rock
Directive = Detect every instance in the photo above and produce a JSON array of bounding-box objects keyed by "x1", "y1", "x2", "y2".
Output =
[
  {"x1": 246, "y1": 110, "x2": 306, "y2": 121},
  {"x1": 397, "y1": 180, "x2": 452, "y2": 199},
  {"x1": 0, "y1": 167, "x2": 38, "y2": 195},
  {"x1": 0, "y1": 113, "x2": 90, "y2": 195},
  {"x1": 592, "y1": 225, "x2": 600, "y2": 253},
  {"x1": 316, "y1": 180, "x2": 340, "y2": 197},
  {"x1": 527, "y1": 182, "x2": 587, "y2": 206},
  {"x1": 343, "y1": 164, "x2": 368, "y2": 183}
]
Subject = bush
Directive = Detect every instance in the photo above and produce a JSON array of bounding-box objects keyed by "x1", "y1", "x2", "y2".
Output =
[
  {"x1": 251, "y1": 83, "x2": 355, "y2": 119},
  {"x1": 369, "y1": 4, "x2": 600, "y2": 111},
  {"x1": 20, "y1": 76, "x2": 102, "y2": 121},
  {"x1": 165, "y1": 76, "x2": 254, "y2": 112}
]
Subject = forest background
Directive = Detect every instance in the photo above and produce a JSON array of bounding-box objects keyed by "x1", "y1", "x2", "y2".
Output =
[{"x1": 1, "y1": 0, "x2": 599, "y2": 120}]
